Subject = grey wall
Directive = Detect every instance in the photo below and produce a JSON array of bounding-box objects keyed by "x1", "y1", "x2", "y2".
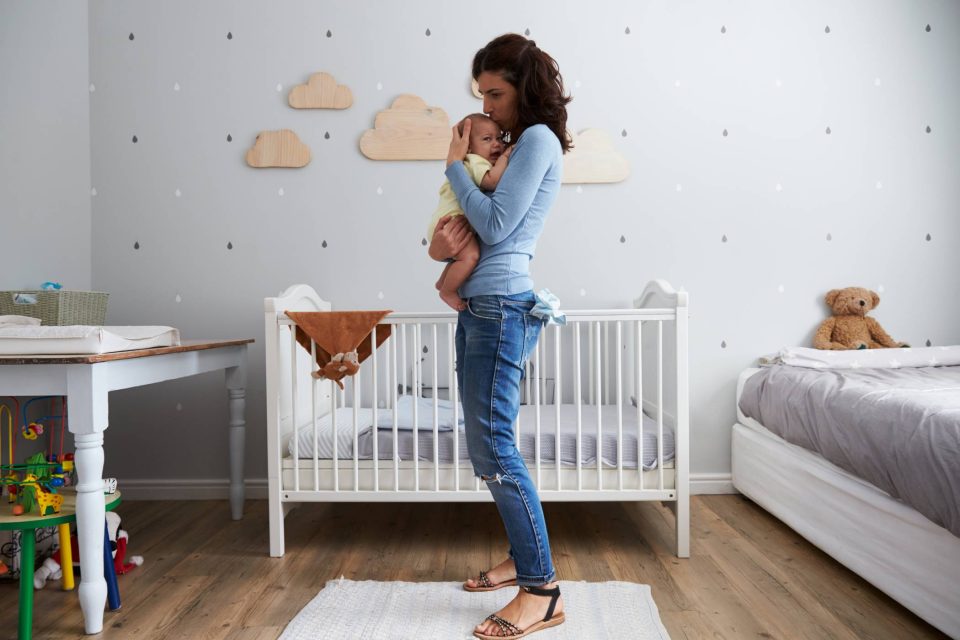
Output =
[
  {"x1": 76, "y1": 0, "x2": 960, "y2": 490},
  {"x1": 0, "y1": 1, "x2": 91, "y2": 290}
]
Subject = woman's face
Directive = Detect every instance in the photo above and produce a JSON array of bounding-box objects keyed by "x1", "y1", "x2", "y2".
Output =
[{"x1": 477, "y1": 71, "x2": 518, "y2": 133}]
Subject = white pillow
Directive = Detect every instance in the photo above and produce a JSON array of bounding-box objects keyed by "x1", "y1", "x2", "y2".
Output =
[
  {"x1": 0, "y1": 315, "x2": 40, "y2": 326},
  {"x1": 776, "y1": 345, "x2": 960, "y2": 369}
]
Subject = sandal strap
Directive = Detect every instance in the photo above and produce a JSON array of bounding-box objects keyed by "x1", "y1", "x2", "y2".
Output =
[
  {"x1": 477, "y1": 570, "x2": 493, "y2": 588},
  {"x1": 522, "y1": 585, "x2": 561, "y2": 622},
  {"x1": 486, "y1": 614, "x2": 523, "y2": 636}
]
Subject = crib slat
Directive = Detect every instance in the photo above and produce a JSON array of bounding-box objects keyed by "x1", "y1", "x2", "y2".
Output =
[
  {"x1": 657, "y1": 320, "x2": 664, "y2": 491},
  {"x1": 534, "y1": 335, "x2": 541, "y2": 489},
  {"x1": 432, "y1": 324, "x2": 439, "y2": 491},
  {"x1": 637, "y1": 321, "x2": 644, "y2": 491},
  {"x1": 575, "y1": 322, "x2": 582, "y2": 491},
  {"x1": 392, "y1": 333, "x2": 399, "y2": 492},
  {"x1": 332, "y1": 378, "x2": 339, "y2": 492},
  {"x1": 353, "y1": 368, "x2": 360, "y2": 491},
  {"x1": 413, "y1": 323, "x2": 420, "y2": 491},
  {"x1": 588, "y1": 322, "x2": 595, "y2": 406},
  {"x1": 290, "y1": 331, "x2": 300, "y2": 493},
  {"x1": 595, "y1": 321, "x2": 603, "y2": 490},
  {"x1": 311, "y1": 340, "x2": 319, "y2": 491},
  {"x1": 616, "y1": 321, "x2": 623, "y2": 490},
  {"x1": 449, "y1": 322, "x2": 459, "y2": 492},
  {"x1": 554, "y1": 325, "x2": 561, "y2": 491},
  {"x1": 372, "y1": 327, "x2": 379, "y2": 492}
]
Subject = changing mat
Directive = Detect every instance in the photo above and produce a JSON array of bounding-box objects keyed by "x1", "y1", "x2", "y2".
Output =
[{"x1": 0, "y1": 325, "x2": 181, "y2": 355}]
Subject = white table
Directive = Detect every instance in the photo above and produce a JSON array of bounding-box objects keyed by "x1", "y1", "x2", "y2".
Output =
[{"x1": 0, "y1": 339, "x2": 252, "y2": 634}]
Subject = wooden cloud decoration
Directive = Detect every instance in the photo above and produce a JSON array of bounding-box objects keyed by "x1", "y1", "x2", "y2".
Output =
[
  {"x1": 288, "y1": 72, "x2": 353, "y2": 109},
  {"x1": 561, "y1": 129, "x2": 630, "y2": 184},
  {"x1": 245, "y1": 129, "x2": 311, "y2": 168},
  {"x1": 360, "y1": 94, "x2": 451, "y2": 160}
]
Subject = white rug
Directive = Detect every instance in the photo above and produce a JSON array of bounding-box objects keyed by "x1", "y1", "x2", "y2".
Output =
[{"x1": 280, "y1": 578, "x2": 671, "y2": 639}]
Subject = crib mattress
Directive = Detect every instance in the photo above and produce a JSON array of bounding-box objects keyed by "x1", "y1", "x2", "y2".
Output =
[
  {"x1": 0, "y1": 325, "x2": 181, "y2": 355},
  {"x1": 289, "y1": 403, "x2": 675, "y2": 470}
]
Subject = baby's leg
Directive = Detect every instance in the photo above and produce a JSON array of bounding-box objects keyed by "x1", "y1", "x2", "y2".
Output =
[{"x1": 438, "y1": 236, "x2": 480, "y2": 311}]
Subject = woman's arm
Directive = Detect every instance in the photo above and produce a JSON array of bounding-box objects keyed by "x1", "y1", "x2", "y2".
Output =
[{"x1": 445, "y1": 127, "x2": 557, "y2": 245}]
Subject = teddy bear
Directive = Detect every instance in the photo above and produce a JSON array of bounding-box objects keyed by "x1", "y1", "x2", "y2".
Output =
[
  {"x1": 33, "y1": 510, "x2": 143, "y2": 590},
  {"x1": 813, "y1": 286, "x2": 908, "y2": 350}
]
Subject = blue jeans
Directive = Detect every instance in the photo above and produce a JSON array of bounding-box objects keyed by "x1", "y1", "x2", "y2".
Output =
[{"x1": 455, "y1": 291, "x2": 555, "y2": 586}]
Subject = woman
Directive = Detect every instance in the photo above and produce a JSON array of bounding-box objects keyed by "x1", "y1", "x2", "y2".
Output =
[{"x1": 429, "y1": 33, "x2": 572, "y2": 639}]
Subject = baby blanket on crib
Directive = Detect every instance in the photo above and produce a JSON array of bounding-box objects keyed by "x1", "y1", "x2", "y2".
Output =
[{"x1": 286, "y1": 310, "x2": 392, "y2": 389}]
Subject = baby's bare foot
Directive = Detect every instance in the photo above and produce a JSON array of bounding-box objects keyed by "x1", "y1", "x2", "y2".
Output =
[{"x1": 440, "y1": 290, "x2": 466, "y2": 311}]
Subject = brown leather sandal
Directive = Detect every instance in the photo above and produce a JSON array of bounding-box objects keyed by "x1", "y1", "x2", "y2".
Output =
[
  {"x1": 472, "y1": 584, "x2": 565, "y2": 639},
  {"x1": 463, "y1": 569, "x2": 518, "y2": 592}
]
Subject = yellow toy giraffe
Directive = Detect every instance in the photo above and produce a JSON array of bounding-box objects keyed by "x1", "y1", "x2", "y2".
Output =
[{"x1": 22, "y1": 474, "x2": 63, "y2": 516}]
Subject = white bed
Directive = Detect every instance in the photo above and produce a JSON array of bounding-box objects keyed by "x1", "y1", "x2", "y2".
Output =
[
  {"x1": 733, "y1": 367, "x2": 960, "y2": 638},
  {"x1": 265, "y1": 281, "x2": 690, "y2": 559}
]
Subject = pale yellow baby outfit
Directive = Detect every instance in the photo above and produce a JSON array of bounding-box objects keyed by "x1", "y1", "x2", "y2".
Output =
[{"x1": 427, "y1": 153, "x2": 492, "y2": 241}]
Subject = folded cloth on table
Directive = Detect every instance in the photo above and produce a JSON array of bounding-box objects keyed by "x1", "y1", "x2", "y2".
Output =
[{"x1": 0, "y1": 315, "x2": 41, "y2": 326}]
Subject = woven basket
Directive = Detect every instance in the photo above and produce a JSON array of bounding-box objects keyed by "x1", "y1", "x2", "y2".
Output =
[{"x1": 0, "y1": 290, "x2": 109, "y2": 326}]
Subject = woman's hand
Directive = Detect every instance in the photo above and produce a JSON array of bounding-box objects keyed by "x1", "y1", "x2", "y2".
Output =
[
  {"x1": 446, "y1": 119, "x2": 471, "y2": 168},
  {"x1": 429, "y1": 215, "x2": 473, "y2": 261}
]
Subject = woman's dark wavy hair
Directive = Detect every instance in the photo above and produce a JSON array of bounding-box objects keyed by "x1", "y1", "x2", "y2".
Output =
[{"x1": 472, "y1": 34, "x2": 573, "y2": 154}]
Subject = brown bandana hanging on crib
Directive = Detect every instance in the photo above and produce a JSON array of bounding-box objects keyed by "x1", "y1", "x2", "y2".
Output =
[{"x1": 285, "y1": 310, "x2": 392, "y2": 389}]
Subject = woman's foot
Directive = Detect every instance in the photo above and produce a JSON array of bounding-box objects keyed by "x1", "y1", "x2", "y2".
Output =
[
  {"x1": 473, "y1": 582, "x2": 564, "y2": 638},
  {"x1": 464, "y1": 558, "x2": 516, "y2": 591}
]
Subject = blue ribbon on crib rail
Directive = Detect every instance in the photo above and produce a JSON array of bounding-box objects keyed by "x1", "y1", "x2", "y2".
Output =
[{"x1": 530, "y1": 289, "x2": 566, "y2": 326}]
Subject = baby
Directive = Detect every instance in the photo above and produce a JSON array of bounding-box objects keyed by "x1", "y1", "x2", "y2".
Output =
[{"x1": 428, "y1": 113, "x2": 512, "y2": 311}]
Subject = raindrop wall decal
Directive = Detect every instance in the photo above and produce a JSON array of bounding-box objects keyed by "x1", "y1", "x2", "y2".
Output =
[
  {"x1": 227, "y1": 241, "x2": 233, "y2": 250},
  {"x1": 322, "y1": 240, "x2": 328, "y2": 248},
  {"x1": 625, "y1": 26, "x2": 631, "y2": 34},
  {"x1": 425, "y1": 28, "x2": 431, "y2": 36},
  {"x1": 326, "y1": 30, "x2": 332, "y2": 38},
  {"x1": 421, "y1": 238, "x2": 427, "y2": 246},
  {"x1": 324, "y1": 131, "x2": 330, "y2": 139},
  {"x1": 721, "y1": 340, "x2": 727, "y2": 348},
  {"x1": 722, "y1": 129, "x2": 728, "y2": 137},
  {"x1": 825, "y1": 25, "x2": 831, "y2": 33},
  {"x1": 524, "y1": 28, "x2": 530, "y2": 36},
  {"x1": 925, "y1": 233, "x2": 932, "y2": 241},
  {"x1": 825, "y1": 126, "x2": 831, "y2": 134},
  {"x1": 926, "y1": 125, "x2": 932, "y2": 133},
  {"x1": 621, "y1": 129, "x2": 628, "y2": 137},
  {"x1": 925, "y1": 24, "x2": 931, "y2": 32},
  {"x1": 129, "y1": 33, "x2": 135, "y2": 41},
  {"x1": 134, "y1": 241, "x2": 140, "y2": 250},
  {"x1": 226, "y1": 134, "x2": 232, "y2": 142},
  {"x1": 826, "y1": 233, "x2": 832, "y2": 241},
  {"x1": 926, "y1": 339, "x2": 932, "y2": 347},
  {"x1": 227, "y1": 31, "x2": 233, "y2": 39},
  {"x1": 620, "y1": 235, "x2": 626, "y2": 243},
  {"x1": 721, "y1": 234, "x2": 728, "y2": 243},
  {"x1": 720, "y1": 25, "x2": 726, "y2": 34},
  {"x1": 132, "y1": 135, "x2": 138, "y2": 143}
]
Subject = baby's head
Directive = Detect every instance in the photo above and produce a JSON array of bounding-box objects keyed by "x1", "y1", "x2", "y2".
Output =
[{"x1": 457, "y1": 113, "x2": 504, "y2": 163}]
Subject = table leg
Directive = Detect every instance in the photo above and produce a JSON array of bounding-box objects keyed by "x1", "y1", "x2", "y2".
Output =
[
  {"x1": 58, "y1": 523, "x2": 74, "y2": 591},
  {"x1": 227, "y1": 388, "x2": 246, "y2": 520},
  {"x1": 19, "y1": 528, "x2": 35, "y2": 640},
  {"x1": 75, "y1": 432, "x2": 106, "y2": 634}
]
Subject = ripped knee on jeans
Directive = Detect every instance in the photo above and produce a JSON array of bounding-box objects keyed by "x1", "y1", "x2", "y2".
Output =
[{"x1": 479, "y1": 472, "x2": 504, "y2": 485}]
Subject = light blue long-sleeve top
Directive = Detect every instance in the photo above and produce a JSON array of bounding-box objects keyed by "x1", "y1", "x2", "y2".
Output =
[{"x1": 444, "y1": 124, "x2": 562, "y2": 298}]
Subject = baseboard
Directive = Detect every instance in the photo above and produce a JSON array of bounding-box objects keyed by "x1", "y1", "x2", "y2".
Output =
[
  {"x1": 118, "y1": 478, "x2": 268, "y2": 501},
  {"x1": 690, "y1": 472, "x2": 736, "y2": 495}
]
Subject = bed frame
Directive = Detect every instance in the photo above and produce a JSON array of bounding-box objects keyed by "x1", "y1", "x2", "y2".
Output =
[
  {"x1": 732, "y1": 368, "x2": 960, "y2": 638},
  {"x1": 264, "y1": 281, "x2": 689, "y2": 559}
]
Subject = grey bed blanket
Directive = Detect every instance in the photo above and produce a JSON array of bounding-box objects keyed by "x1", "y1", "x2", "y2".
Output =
[{"x1": 739, "y1": 365, "x2": 960, "y2": 537}]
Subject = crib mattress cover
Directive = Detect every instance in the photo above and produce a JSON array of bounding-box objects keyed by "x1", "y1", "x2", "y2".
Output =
[
  {"x1": 738, "y1": 363, "x2": 960, "y2": 537},
  {"x1": 0, "y1": 325, "x2": 181, "y2": 355},
  {"x1": 289, "y1": 401, "x2": 675, "y2": 471}
]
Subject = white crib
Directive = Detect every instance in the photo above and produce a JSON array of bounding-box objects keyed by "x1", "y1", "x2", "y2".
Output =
[{"x1": 264, "y1": 281, "x2": 689, "y2": 558}]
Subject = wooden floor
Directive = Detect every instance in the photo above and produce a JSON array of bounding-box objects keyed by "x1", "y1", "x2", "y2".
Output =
[{"x1": 0, "y1": 496, "x2": 948, "y2": 639}]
